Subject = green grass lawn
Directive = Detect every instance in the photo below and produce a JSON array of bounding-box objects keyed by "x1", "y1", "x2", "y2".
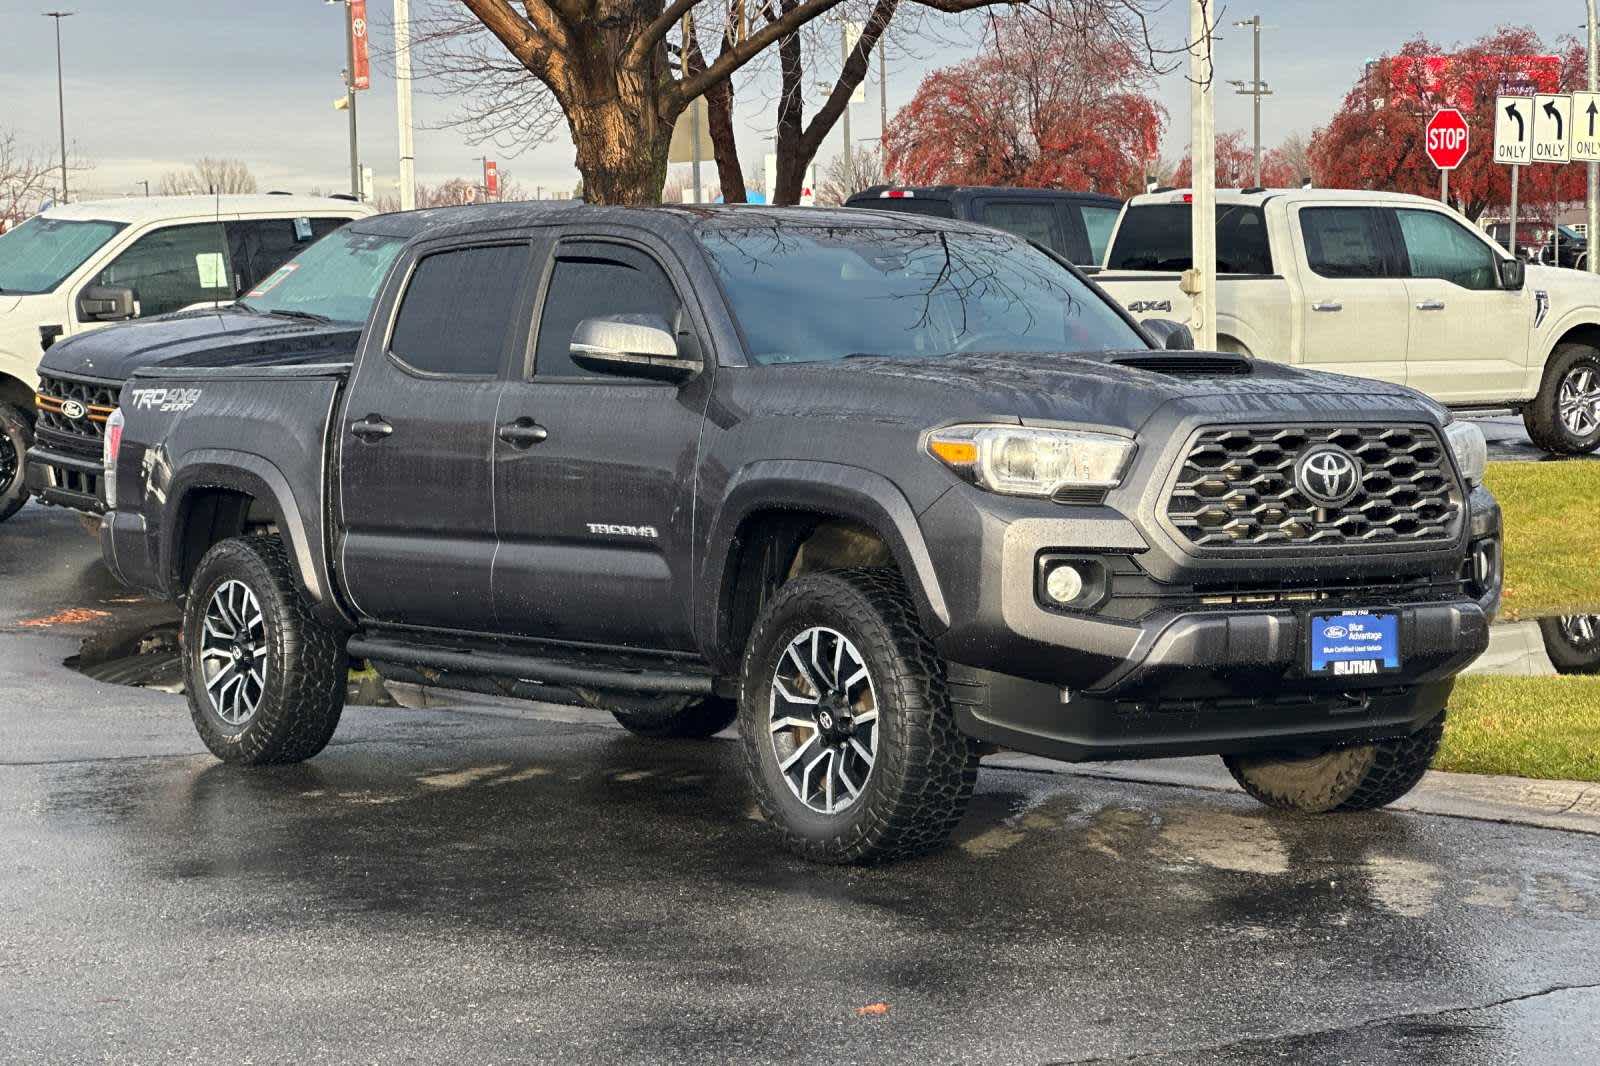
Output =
[
  {"x1": 1439, "y1": 675, "x2": 1600, "y2": 783},
  {"x1": 1483, "y1": 461, "x2": 1600, "y2": 619}
]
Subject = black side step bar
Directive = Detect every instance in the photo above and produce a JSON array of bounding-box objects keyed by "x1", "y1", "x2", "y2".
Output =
[{"x1": 346, "y1": 636, "x2": 715, "y2": 696}]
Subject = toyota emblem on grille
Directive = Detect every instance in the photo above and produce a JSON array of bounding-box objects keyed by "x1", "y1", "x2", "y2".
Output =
[
  {"x1": 1295, "y1": 447, "x2": 1361, "y2": 507},
  {"x1": 58, "y1": 399, "x2": 87, "y2": 420}
]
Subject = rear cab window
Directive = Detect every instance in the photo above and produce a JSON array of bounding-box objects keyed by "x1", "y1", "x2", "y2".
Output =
[
  {"x1": 849, "y1": 196, "x2": 956, "y2": 220},
  {"x1": 388, "y1": 243, "x2": 531, "y2": 377},
  {"x1": 1106, "y1": 202, "x2": 1274, "y2": 274}
]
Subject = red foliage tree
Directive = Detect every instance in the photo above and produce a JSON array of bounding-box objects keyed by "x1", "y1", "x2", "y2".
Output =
[
  {"x1": 1309, "y1": 27, "x2": 1585, "y2": 221},
  {"x1": 883, "y1": 12, "x2": 1164, "y2": 197}
]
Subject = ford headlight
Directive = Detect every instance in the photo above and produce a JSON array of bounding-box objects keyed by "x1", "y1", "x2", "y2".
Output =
[
  {"x1": 925, "y1": 424, "x2": 1135, "y2": 497},
  {"x1": 1443, "y1": 421, "x2": 1486, "y2": 486}
]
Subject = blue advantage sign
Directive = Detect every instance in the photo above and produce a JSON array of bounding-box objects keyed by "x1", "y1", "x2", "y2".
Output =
[{"x1": 1309, "y1": 612, "x2": 1400, "y2": 676}]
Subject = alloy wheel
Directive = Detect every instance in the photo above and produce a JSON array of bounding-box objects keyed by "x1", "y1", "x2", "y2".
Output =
[
  {"x1": 0, "y1": 432, "x2": 16, "y2": 494},
  {"x1": 1558, "y1": 366, "x2": 1600, "y2": 437},
  {"x1": 768, "y1": 626, "x2": 879, "y2": 815},
  {"x1": 199, "y1": 579, "x2": 268, "y2": 726},
  {"x1": 1561, "y1": 614, "x2": 1599, "y2": 649}
]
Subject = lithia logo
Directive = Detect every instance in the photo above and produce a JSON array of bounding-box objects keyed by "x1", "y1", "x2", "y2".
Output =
[
  {"x1": 129, "y1": 387, "x2": 202, "y2": 413},
  {"x1": 587, "y1": 523, "x2": 659, "y2": 538}
]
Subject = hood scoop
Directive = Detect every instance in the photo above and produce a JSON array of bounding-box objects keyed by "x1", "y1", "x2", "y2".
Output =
[{"x1": 1111, "y1": 353, "x2": 1252, "y2": 377}]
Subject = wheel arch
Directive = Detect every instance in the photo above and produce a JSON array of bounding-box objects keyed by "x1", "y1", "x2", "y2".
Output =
[
  {"x1": 699, "y1": 461, "x2": 950, "y2": 674},
  {"x1": 0, "y1": 372, "x2": 36, "y2": 419},
  {"x1": 163, "y1": 451, "x2": 348, "y2": 627}
]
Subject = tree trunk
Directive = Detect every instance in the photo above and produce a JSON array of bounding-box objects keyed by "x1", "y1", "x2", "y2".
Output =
[
  {"x1": 773, "y1": 0, "x2": 807, "y2": 204},
  {"x1": 560, "y1": 31, "x2": 675, "y2": 205},
  {"x1": 706, "y1": 77, "x2": 745, "y2": 202}
]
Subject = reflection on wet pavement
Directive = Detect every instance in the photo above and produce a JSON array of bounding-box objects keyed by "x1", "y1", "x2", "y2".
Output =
[{"x1": 1466, "y1": 614, "x2": 1600, "y2": 677}]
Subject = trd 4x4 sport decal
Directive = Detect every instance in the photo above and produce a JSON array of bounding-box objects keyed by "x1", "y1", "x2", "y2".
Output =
[{"x1": 128, "y1": 387, "x2": 202, "y2": 414}]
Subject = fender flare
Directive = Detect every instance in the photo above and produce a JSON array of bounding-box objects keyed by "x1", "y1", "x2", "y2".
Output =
[
  {"x1": 1537, "y1": 307, "x2": 1600, "y2": 366},
  {"x1": 697, "y1": 459, "x2": 951, "y2": 663},
  {"x1": 162, "y1": 449, "x2": 347, "y2": 626}
]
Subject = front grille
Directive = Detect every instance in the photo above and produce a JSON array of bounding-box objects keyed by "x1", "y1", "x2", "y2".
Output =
[
  {"x1": 1165, "y1": 423, "x2": 1463, "y2": 551},
  {"x1": 36, "y1": 373, "x2": 118, "y2": 444}
]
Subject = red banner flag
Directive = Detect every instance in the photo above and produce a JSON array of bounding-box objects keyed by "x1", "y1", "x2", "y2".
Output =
[
  {"x1": 350, "y1": 0, "x2": 371, "y2": 91},
  {"x1": 484, "y1": 160, "x2": 499, "y2": 199}
]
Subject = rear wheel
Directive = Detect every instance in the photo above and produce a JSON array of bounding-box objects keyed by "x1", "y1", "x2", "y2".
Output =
[
  {"x1": 1223, "y1": 717, "x2": 1444, "y2": 813},
  {"x1": 1524, "y1": 343, "x2": 1600, "y2": 455},
  {"x1": 182, "y1": 535, "x2": 346, "y2": 765},
  {"x1": 0, "y1": 401, "x2": 32, "y2": 524},
  {"x1": 738, "y1": 568, "x2": 978, "y2": 865}
]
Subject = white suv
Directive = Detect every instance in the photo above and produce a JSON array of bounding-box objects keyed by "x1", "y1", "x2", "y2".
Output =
[
  {"x1": 1097, "y1": 188, "x2": 1600, "y2": 457},
  {"x1": 0, "y1": 194, "x2": 373, "y2": 520}
]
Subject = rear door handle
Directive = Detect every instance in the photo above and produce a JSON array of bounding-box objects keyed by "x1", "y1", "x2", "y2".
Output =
[
  {"x1": 1311, "y1": 301, "x2": 1343, "y2": 312},
  {"x1": 497, "y1": 417, "x2": 548, "y2": 449},
  {"x1": 350, "y1": 415, "x2": 393, "y2": 442},
  {"x1": 1415, "y1": 299, "x2": 1446, "y2": 311}
]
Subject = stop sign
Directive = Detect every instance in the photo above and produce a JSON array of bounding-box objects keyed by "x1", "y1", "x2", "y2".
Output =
[{"x1": 1426, "y1": 109, "x2": 1470, "y2": 170}]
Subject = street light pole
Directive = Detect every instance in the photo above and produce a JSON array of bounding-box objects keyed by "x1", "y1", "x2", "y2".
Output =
[
  {"x1": 1230, "y1": 15, "x2": 1270, "y2": 187},
  {"x1": 395, "y1": 0, "x2": 416, "y2": 211},
  {"x1": 841, "y1": 20, "x2": 852, "y2": 175},
  {"x1": 43, "y1": 11, "x2": 73, "y2": 204},
  {"x1": 344, "y1": 1, "x2": 360, "y2": 198}
]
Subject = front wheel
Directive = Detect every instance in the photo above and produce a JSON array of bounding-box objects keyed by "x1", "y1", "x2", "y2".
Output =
[
  {"x1": 738, "y1": 568, "x2": 979, "y2": 865},
  {"x1": 0, "y1": 401, "x2": 33, "y2": 524},
  {"x1": 1523, "y1": 343, "x2": 1600, "y2": 455},
  {"x1": 1223, "y1": 717, "x2": 1444, "y2": 813},
  {"x1": 182, "y1": 535, "x2": 346, "y2": 765}
]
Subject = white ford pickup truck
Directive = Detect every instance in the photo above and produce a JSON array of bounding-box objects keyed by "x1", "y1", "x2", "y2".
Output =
[{"x1": 1095, "y1": 188, "x2": 1600, "y2": 456}]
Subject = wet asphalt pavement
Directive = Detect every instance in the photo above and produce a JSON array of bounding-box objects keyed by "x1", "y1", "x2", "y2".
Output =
[{"x1": 4, "y1": 505, "x2": 1600, "y2": 1064}]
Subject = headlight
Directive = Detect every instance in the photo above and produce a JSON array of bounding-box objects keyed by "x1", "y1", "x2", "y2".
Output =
[
  {"x1": 925, "y1": 424, "x2": 1135, "y2": 497},
  {"x1": 1443, "y1": 420, "x2": 1486, "y2": 486}
]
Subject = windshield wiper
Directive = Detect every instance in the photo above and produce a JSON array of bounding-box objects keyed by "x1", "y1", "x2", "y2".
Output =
[{"x1": 264, "y1": 308, "x2": 333, "y2": 324}]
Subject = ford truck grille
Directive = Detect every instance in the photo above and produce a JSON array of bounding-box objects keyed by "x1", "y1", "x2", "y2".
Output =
[
  {"x1": 1165, "y1": 424, "x2": 1463, "y2": 550},
  {"x1": 36, "y1": 373, "x2": 118, "y2": 443}
]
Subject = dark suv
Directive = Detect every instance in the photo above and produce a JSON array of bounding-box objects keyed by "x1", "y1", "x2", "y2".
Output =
[
  {"x1": 845, "y1": 185, "x2": 1122, "y2": 266},
  {"x1": 102, "y1": 204, "x2": 1501, "y2": 865}
]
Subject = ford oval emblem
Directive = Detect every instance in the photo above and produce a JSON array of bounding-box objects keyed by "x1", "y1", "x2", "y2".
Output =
[
  {"x1": 59, "y1": 399, "x2": 87, "y2": 420},
  {"x1": 1323, "y1": 625, "x2": 1348, "y2": 639}
]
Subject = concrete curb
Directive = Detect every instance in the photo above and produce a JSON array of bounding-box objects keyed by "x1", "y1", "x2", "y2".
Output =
[{"x1": 989, "y1": 753, "x2": 1600, "y2": 836}]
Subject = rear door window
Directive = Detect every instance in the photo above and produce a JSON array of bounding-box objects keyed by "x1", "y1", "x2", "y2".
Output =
[
  {"x1": 89, "y1": 222, "x2": 232, "y2": 318},
  {"x1": 1299, "y1": 207, "x2": 1396, "y2": 279},
  {"x1": 388, "y1": 243, "x2": 531, "y2": 377},
  {"x1": 1106, "y1": 203, "x2": 1273, "y2": 273},
  {"x1": 225, "y1": 217, "x2": 348, "y2": 293},
  {"x1": 978, "y1": 200, "x2": 1066, "y2": 257}
]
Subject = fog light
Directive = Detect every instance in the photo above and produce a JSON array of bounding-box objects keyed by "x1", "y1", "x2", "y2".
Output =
[{"x1": 1045, "y1": 563, "x2": 1085, "y2": 604}]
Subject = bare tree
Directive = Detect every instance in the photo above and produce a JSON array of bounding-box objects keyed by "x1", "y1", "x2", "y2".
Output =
[
  {"x1": 1270, "y1": 131, "x2": 1312, "y2": 185},
  {"x1": 158, "y1": 158, "x2": 259, "y2": 196},
  {"x1": 0, "y1": 129, "x2": 64, "y2": 225},
  {"x1": 816, "y1": 143, "x2": 884, "y2": 204},
  {"x1": 405, "y1": 0, "x2": 1165, "y2": 205}
]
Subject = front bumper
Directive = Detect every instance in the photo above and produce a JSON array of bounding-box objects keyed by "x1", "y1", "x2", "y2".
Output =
[
  {"x1": 919, "y1": 479, "x2": 1500, "y2": 762},
  {"x1": 25, "y1": 443, "x2": 107, "y2": 514}
]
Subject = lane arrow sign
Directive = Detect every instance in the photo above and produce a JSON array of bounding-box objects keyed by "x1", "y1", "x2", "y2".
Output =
[
  {"x1": 1506, "y1": 102, "x2": 1525, "y2": 141},
  {"x1": 1532, "y1": 94, "x2": 1572, "y2": 164},
  {"x1": 1572, "y1": 92, "x2": 1600, "y2": 163},
  {"x1": 1543, "y1": 99, "x2": 1564, "y2": 141}
]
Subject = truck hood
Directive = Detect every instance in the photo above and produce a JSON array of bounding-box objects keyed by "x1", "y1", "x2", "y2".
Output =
[
  {"x1": 39, "y1": 307, "x2": 362, "y2": 380},
  {"x1": 749, "y1": 350, "x2": 1444, "y2": 434}
]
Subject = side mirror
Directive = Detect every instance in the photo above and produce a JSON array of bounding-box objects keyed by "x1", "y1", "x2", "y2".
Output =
[
  {"x1": 1497, "y1": 257, "x2": 1525, "y2": 292},
  {"x1": 1143, "y1": 318, "x2": 1195, "y2": 351},
  {"x1": 78, "y1": 285, "x2": 137, "y2": 322},
  {"x1": 569, "y1": 313, "x2": 702, "y2": 383}
]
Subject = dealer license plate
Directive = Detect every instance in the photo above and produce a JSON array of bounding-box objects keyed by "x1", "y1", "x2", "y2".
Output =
[{"x1": 1308, "y1": 611, "x2": 1400, "y2": 676}]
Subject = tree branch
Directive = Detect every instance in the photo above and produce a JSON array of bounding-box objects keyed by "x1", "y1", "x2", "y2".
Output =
[
  {"x1": 460, "y1": 0, "x2": 569, "y2": 79},
  {"x1": 630, "y1": 0, "x2": 705, "y2": 67},
  {"x1": 798, "y1": 0, "x2": 898, "y2": 157}
]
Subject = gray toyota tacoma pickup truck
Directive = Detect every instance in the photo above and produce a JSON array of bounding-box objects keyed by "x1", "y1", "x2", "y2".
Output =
[{"x1": 100, "y1": 204, "x2": 1502, "y2": 864}]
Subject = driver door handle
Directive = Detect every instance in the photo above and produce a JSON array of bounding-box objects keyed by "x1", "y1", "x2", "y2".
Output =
[
  {"x1": 498, "y1": 417, "x2": 548, "y2": 449},
  {"x1": 1415, "y1": 299, "x2": 1446, "y2": 311},
  {"x1": 350, "y1": 415, "x2": 393, "y2": 442},
  {"x1": 1311, "y1": 301, "x2": 1343, "y2": 313}
]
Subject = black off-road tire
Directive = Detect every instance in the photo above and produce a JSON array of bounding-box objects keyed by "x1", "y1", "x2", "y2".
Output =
[
  {"x1": 182, "y1": 535, "x2": 346, "y2": 765},
  {"x1": 612, "y1": 695, "x2": 738, "y2": 739},
  {"x1": 738, "y1": 567, "x2": 979, "y2": 865},
  {"x1": 0, "y1": 401, "x2": 32, "y2": 524},
  {"x1": 1523, "y1": 343, "x2": 1600, "y2": 456},
  {"x1": 1223, "y1": 717, "x2": 1445, "y2": 813},
  {"x1": 1539, "y1": 615, "x2": 1600, "y2": 676}
]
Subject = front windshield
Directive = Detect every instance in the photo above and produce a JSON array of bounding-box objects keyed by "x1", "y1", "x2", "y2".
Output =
[
  {"x1": 699, "y1": 224, "x2": 1145, "y2": 364},
  {"x1": 236, "y1": 226, "x2": 405, "y2": 324},
  {"x1": 0, "y1": 216, "x2": 126, "y2": 294}
]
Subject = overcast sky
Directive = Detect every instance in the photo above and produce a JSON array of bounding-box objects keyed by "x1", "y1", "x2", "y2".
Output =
[{"x1": 0, "y1": 0, "x2": 1579, "y2": 202}]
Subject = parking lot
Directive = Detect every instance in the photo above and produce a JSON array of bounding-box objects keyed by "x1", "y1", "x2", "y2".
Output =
[{"x1": 3, "y1": 504, "x2": 1599, "y2": 1063}]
